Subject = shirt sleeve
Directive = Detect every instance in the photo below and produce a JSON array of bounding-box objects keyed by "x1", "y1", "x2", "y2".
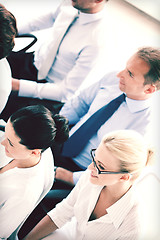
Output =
[
  {"x1": 73, "y1": 171, "x2": 84, "y2": 184},
  {"x1": 0, "y1": 192, "x2": 34, "y2": 238},
  {"x1": 18, "y1": 5, "x2": 61, "y2": 34},
  {"x1": 47, "y1": 170, "x2": 89, "y2": 228},
  {"x1": 18, "y1": 43, "x2": 102, "y2": 101},
  {"x1": 59, "y1": 80, "x2": 100, "y2": 124},
  {"x1": 0, "y1": 59, "x2": 12, "y2": 114}
]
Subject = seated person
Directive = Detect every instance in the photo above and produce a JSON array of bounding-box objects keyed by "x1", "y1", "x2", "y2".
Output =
[
  {"x1": 24, "y1": 129, "x2": 154, "y2": 240},
  {"x1": 20, "y1": 47, "x2": 159, "y2": 235},
  {"x1": 0, "y1": 105, "x2": 69, "y2": 239},
  {"x1": 55, "y1": 46, "x2": 160, "y2": 181},
  {"x1": 42, "y1": 46, "x2": 160, "y2": 206},
  {"x1": 2, "y1": 0, "x2": 113, "y2": 121},
  {"x1": 0, "y1": 3, "x2": 17, "y2": 115}
]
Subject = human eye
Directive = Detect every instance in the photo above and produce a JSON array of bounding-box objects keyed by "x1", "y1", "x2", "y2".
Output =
[
  {"x1": 8, "y1": 139, "x2": 14, "y2": 147},
  {"x1": 128, "y1": 70, "x2": 134, "y2": 78},
  {"x1": 98, "y1": 163, "x2": 105, "y2": 170}
]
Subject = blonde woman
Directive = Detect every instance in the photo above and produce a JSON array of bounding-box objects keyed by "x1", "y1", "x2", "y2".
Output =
[{"x1": 24, "y1": 130, "x2": 153, "y2": 240}]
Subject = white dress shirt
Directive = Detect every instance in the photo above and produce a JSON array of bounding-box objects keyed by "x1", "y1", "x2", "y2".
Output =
[
  {"x1": 46, "y1": 170, "x2": 141, "y2": 240},
  {"x1": 0, "y1": 59, "x2": 12, "y2": 114},
  {"x1": 18, "y1": 2, "x2": 114, "y2": 102},
  {"x1": 60, "y1": 71, "x2": 153, "y2": 183},
  {"x1": 0, "y1": 146, "x2": 54, "y2": 239}
]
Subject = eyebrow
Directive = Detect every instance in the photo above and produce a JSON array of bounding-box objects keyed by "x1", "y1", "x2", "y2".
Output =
[
  {"x1": 97, "y1": 160, "x2": 108, "y2": 169},
  {"x1": 94, "y1": 154, "x2": 108, "y2": 169}
]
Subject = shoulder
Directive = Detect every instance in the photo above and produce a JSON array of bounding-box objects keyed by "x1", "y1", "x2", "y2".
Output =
[
  {"x1": 40, "y1": 148, "x2": 54, "y2": 176},
  {"x1": 0, "y1": 58, "x2": 11, "y2": 80}
]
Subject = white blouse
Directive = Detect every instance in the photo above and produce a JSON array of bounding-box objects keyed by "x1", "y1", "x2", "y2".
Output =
[
  {"x1": 47, "y1": 170, "x2": 142, "y2": 240},
  {"x1": 0, "y1": 144, "x2": 54, "y2": 239}
]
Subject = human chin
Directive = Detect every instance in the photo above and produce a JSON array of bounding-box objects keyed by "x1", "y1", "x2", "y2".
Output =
[
  {"x1": 119, "y1": 81, "x2": 125, "y2": 91},
  {"x1": 4, "y1": 148, "x2": 12, "y2": 158}
]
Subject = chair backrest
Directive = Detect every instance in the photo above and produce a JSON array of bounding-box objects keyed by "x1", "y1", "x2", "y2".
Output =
[{"x1": 13, "y1": 33, "x2": 37, "y2": 53}]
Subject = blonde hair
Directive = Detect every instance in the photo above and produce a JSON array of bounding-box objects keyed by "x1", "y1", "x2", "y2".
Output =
[{"x1": 102, "y1": 130, "x2": 153, "y2": 177}]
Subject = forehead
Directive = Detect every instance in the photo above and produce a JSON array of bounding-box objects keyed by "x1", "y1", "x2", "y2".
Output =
[
  {"x1": 96, "y1": 142, "x2": 119, "y2": 169},
  {"x1": 5, "y1": 120, "x2": 21, "y2": 145},
  {"x1": 127, "y1": 54, "x2": 150, "y2": 77}
]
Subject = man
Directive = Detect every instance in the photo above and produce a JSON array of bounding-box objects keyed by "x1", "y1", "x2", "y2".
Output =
[
  {"x1": 18, "y1": 46, "x2": 160, "y2": 238},
  {"x1": 1, "y1": 0, "x2": 112, "y2": 120},
  {"x1": 0, "y1": 4, "x2": 17, "y2": 115},
  {"x1": 53, "y1": 46, "x2": 160, "y2": 186}
]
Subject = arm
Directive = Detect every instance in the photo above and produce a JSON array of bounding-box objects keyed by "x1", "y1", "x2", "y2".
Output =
[
  {"x1": 24, "y1": 215, "x2": 58, "y2": 240},
  {"x1": 59, "y1": 80, "x2": 101, "y2": 125},
  {"x1": 0, "y1": 59, "x2": 12, "y2": 114},
  {"x1": 17, "y1": 45, "x2": 102, "y2": 102},
  {"x1": 18, "y1": 4, "x2": 61, "y2": 34},
  {"x1": 25, "y1": 171, "x2": 88, "y2": 240},
  {"x1": 17, "y1": 76, "x2": 100, "y2": 125},
  {"x1": 0, "y1": 194, "x2": 35, "y2": 238}
]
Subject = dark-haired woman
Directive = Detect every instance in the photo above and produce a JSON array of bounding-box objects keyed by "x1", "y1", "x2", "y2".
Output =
[{"x1": 0, "y1": 105, "x2": 69, "y2": 239}]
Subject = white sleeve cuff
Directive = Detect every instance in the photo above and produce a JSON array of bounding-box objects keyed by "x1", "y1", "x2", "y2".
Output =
[
  {"x1": 19, "y1": 80, "x2": 38, "y2": 98},
  {"x1": 73, "y1": 171, "x2": 84, "y2": 184}
]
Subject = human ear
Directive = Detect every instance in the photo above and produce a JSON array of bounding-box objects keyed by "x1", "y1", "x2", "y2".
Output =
[
  {"x1": 31, "y1": 149, "x2": 41, "y2": 156},
  {"x1": 144, "y1": 84, "x2": 156, "y2": 94},
  {"x1": 120, "y1": 173, "x2": 131, "y2": 181}
]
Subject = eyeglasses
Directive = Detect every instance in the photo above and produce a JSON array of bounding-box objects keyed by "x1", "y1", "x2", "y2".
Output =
[{"x1": 90, "y1": 149, "x2": 129, "y2": 175}]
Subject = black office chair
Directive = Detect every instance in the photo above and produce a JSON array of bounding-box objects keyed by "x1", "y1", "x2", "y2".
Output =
[
  {"x1": 0, "y1": 125, "x2": 5, "y2": 132},
  {"x1": 14, "y1": 33, "x2": 37, "y2": 53}
]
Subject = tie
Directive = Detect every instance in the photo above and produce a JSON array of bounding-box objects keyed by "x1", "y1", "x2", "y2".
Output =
[
  {"x1": 38, "y1": 11, "x2": 79, "y2": 80},
  {"x1": 62, "y1": 93, "x2": 126, "y2": 157}
]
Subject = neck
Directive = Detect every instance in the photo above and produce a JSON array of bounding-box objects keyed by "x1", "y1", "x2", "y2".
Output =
[
  {"x1": 103, "y1": 181, "x2": 132, "y2": 204},
  {"x1": 14, "y1": 155, "x2": 41, "y2": 169},
  {"x1": 80, "y1": 3, "x2": 105, "y2": 14},
  {"x1": 126, "y1": 92, "x2": 151, "y2": 101}
]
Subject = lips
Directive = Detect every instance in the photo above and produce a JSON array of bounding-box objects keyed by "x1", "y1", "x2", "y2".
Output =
[
  {"x1": 120, "y1": 80, "x2": 125, "y2": 86},
  {"x1": 5, "y1": 148, "x2": 9, "y2": 154},
  {"x1": 91, "y1": 172, "x2": 98, "y2": 178}
]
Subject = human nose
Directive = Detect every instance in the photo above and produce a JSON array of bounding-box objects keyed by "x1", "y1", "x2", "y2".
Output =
[
  {"x1": 88, "y1": 162, "x2": 95, "y2": 170},
  {"x1": 1, "y1": 137, "x2": 7, "y2": 146},
  {"x1": 117, "y1": 69, "x2": 125, "y2": 78}
]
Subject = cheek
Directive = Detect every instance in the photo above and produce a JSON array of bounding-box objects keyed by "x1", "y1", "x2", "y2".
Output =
[{"x1": 88, "y1": 163, "x2": 94, "y2": 171}]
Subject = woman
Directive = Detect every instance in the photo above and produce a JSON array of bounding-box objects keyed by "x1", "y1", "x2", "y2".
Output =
[
  {"x1": 24, "y1": 129, "x2": 153, "y2": 240},
  {"x1": 0, "y1": 105, "x2": 69, "y2": 239},
  {"x1": 0, "y1": 3, "x2": 17, "y2": 116}
]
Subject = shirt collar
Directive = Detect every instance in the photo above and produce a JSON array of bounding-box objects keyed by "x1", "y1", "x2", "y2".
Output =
[
  {"x1": 106, "y1": 186, "x2": 137, "y2": 229},
  {"x1": 78, "y1": 8, "x2": 105, "y2": 25},
  {"x1": 126, "y1": 97, "x2": 152, "y2": 113}
]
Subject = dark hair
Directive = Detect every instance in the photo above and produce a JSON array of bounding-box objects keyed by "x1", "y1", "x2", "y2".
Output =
[
  {"x1": 10, "y1": 105, "x2": 69, "y2": 152},
  {"x1": 0, "y1": 4, "x2": 18, "y2": 59},
  {"x1": 136, "y1": 47, "x2": 160, "y2": 90}
]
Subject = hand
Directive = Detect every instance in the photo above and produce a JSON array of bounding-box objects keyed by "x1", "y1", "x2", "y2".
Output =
[
  {"x1": 55, "y1": 167, "x2": 74, "y2": 186},
  {"x1": 12, "y1": 78, "x2": 20, "y2": 92}
]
